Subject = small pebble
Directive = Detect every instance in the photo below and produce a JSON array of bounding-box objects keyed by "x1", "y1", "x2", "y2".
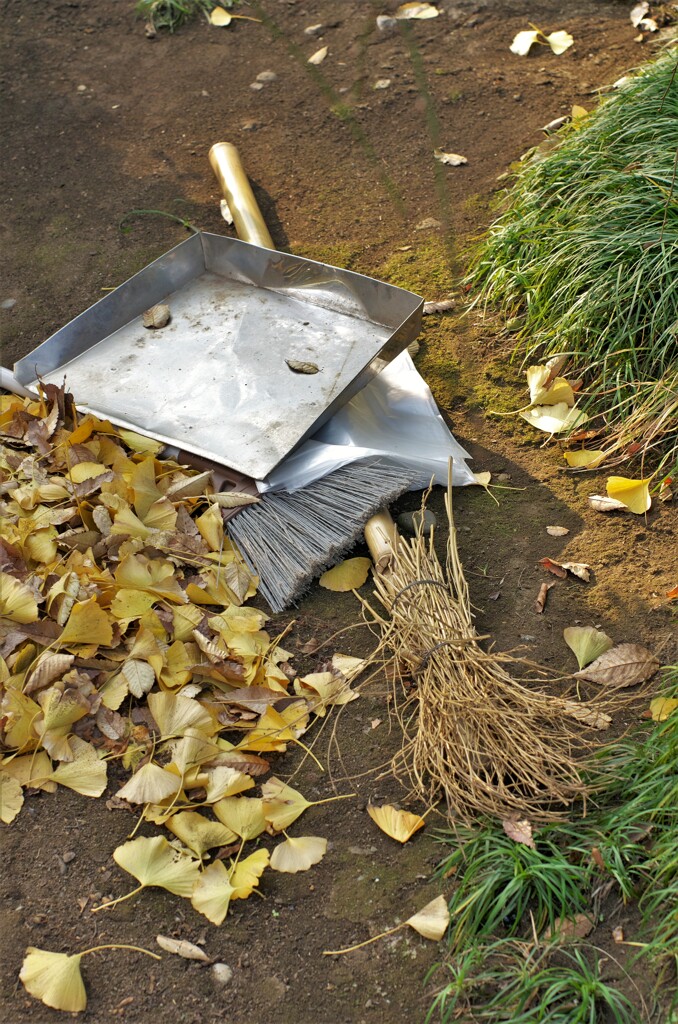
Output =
[
  {"x1": 397, "y1": 509, "x2": 437, "y2": 537},
  {"x1": 212, "y1": 963, "x2": 233, "y2": 987},
  {"x1": 77, "y1": 84, "x2": 87, "y2": 92},
  {"x1": 304, "y1": 23, "x2": 323, "y2": 35},
  {"x1": 1, "y1": 298, "x2": 16, "y2": 309},
  {"x1": 256, "y1": 70, "x2": 277, "y2": 82},
  {"x1": 374, "y1": 78, "x2": 391, "y2": 90}
]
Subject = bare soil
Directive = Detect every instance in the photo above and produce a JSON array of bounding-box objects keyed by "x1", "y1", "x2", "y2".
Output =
[{"x1": 1, "y1": 2, "x2": 676, "y2": 1022}]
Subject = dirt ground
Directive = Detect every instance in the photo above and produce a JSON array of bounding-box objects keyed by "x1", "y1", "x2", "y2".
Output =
[{"x1": 1, "y1": 1, "x2": 676, "y2": 1022}]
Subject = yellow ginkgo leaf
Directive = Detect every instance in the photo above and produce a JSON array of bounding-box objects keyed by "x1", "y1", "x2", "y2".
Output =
[
  {"x1": 59, "y1": 598, "x2": 113, "y2": 647},
  {"x1": 262, "y1": 778, "x2": 310, "y2": 830},
  {"x1": 293, "y1": 671, "x2": 357, "y2": 716},
  {"x1": 0, "y1": 572, "x2": 38, "y2": 623},
  {"x1": 237, "y1": 702, "x2": 307, "y2": 752},
  {"x1": 110, "y1": 589, "x2": 156, "y2": 624},
  {"x1": 231, "y1": 848, "x2": 270, "y2": 897},
  {"x1": 367, "y1": 803, "x2": 426, "y2": 843},
  {"x1": 319, "y1": 557, "x2": 372, "y2": 593},
  {"x1": 115, "y1": 554, "x2": 187, "y2": 604},
  {"x1": 563, "y1": 626, "x2": 614, "y2": 671},
  {"x1": 204, "y1": 766, "x2": 255, "y2": 803},
  {"x1": 130, "y1": 457, "x2": 162, "y2": 519},
  {"x1": 172, "y1": 603, "x2": 204, "y2": 642},
  {"x1": 563, "y1": 450, "x2": 605, "y2": 469},
  {"x1": 209, "y1": 5, "x2": 232, "y2": 25},
  {"x1": 117, "y1": 428, "x2": 164, "y2": 454},
  {"x1": 649, "y1": 697, "x2": 678, "y2": 721},
  {"x1": 35, "y1": 686, "x2": 89, "y2": 761},
  {"x1": 270, "y1": 835, "x2": 327, "y2": 873},
  {"x1": 405, "y1": 895, "x2": 450, "y2": 940},
  {"x1": 66, "y1": 461, "x2": 108, "y2": 483},
  {"x1": 49, "y1": 738, "x2": 107, "y2": 797},
  {"x1": 331, "y1": 653, "x2": 366, "y2": 682},
  {"x1": 20, "y1": 948, "x2": 86, "y2": 1012},
  {"x1": 110, "y1": 835, "x2": 200, "y2": 903},
  {"x1": 0, "y1": 770, "x2": 24, "y2": 823},
  {"x1": 165, "y1": 810, "x2": 237, "y2": 856},
  {"x1": 213, "y1": 796, "x2": 267, "y2": 839},
  {"x1": 1, "y1": 750, "x2": 56, "y2": 792},
  {"x1": 116, "y1": 763, "x2": 181, "y2": 805},
  {"x1": 147, "y1": 691, "x2": 215, "y2": 738},
  {"x1": 606, "y1": 476, "x2": 651, "y2": 515},
  {"x1": 191, "y1": 860, "x2": 235, "y2": 925},
  {"x1": 195, "y1": 504, "x2": 224, "y2": 551},
  {"x1": 24, "y1": 527, "x2": 58, "y2": 565},
  {"x1": 520, "y1": 403, "x2": 586, "y2": 435}
]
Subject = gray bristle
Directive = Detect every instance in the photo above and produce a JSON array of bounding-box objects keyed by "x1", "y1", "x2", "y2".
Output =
[{"x1": 227, "y1": 460, "x2": 413, "y2": 612}]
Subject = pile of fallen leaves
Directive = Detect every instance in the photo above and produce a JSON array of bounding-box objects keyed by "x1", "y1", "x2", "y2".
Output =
[{"x1": 0, "y1": 386, "x2": 368, "y2": 941}]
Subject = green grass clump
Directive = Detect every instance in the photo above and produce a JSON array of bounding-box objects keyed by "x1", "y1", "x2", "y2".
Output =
[
  {"x1": 468, "y1": 52, "x2": 678, "y2": 468},
  {"x1": 135, "y1": 0, "x2": 231, "y2": 32}
]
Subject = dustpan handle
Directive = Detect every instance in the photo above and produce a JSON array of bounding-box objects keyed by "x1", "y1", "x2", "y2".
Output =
[{"x1": 208, "y1": 143, "x2": 275, "y2": 250}]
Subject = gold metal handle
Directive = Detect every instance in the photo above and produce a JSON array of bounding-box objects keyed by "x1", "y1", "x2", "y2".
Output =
[{"x1": 208, "y1": 142, "x2": 275, "y2": 250}]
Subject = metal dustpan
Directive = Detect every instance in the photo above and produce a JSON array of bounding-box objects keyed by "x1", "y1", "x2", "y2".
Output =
[{"x1": 14, "y1": 144, "x2": 422, "y2": 481}]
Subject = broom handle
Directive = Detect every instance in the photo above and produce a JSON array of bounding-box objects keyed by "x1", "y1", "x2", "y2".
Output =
[{"x1": 208, "y1": 142, "x2": 397, "y2": 570}]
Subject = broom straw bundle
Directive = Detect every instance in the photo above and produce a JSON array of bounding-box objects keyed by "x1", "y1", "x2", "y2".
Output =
[{"x1": 363, "y1": 476, "x2": 606, "y2": 823}]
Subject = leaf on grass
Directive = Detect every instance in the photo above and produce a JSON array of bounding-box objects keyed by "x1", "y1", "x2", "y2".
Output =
[
  {"x1": 564, "y1": 450, "x2": 605, "y2": 469},
  {"x1": 546, "y1": 526, "x2": 569, "y2": 537},
  {"x1": 542, "y1": 913, "x2": 594, "y2": 942},
  {"x1": 319, "y1": 557, "x2": 372, "y2": 592},
  {"x1": 502, "y1": 819, "x2": 535, "y2": 848},
  {"x1": 166, "y1": 810, "x2": 237, "y2": 856},
  {"x1": 649, "y1": 697, "x2": 678, "y2": 721},
  {"x1": 270, "y1": 835, "x2": 327, "y2": 873},
  {"x1": 406, "y1": 895, "x2": 450, "y2": 940},
  {"x1": 526, "y1": 366, "x2": 574, "y2": 406},
  {"x1": 563, "y1": 700, "x2": 611, "y2": 729},
  {"x1": 155, "y1": 935, "x2": 209, "y2": 961},
  {"x1": 434, "y1": 149, "x2": 467, "y2": 166},
  {"x1": 367, "y1": 803, "x2": 425, "y2": 843},
  {"x1": 307, "y1": 47, "x2": 328, "y2": 65},
  {"x1": 588, "y1": 494, "x2": 626, "y2": 513},
  {"x1": 209, "y1": 7, "x2": 232, "y2": 26},
  {"x1": 575, "y1": 643, "x2": 660, "y2": 688},
  {"x1": 0, "y1": 771, "x2": 24, "y2": 823},
  {"x1": 606, "y1": 476, "x2": 651, "y2": 515},
  {"x1": 115, "y1": 763, "x2": 181, "y2": 805},
  {"x1": 20, "y1": 948, "x2": 86, "y2": 1012},
  {"x1": 563, "y1": 626, "x2": 614, "y2": 670},
  {"x1": 113, "y1": 835, "x2": 200, "y2": 898},
  {"x1": 0, "y1": 572, "x2": 39, "y2": 623},
  {"x1": 520, "y1": 403, "x2": 586, "y2": 434}
]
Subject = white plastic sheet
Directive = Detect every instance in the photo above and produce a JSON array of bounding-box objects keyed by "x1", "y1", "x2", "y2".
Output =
[{"x1": 259, "y1": 351, "x2": 476, "y2": 492}]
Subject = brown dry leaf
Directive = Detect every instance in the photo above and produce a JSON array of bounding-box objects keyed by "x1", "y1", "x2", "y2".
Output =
[
  {"x1": 319, "y1": 557, "x2": 372, "y2": 592},
  {"x1": 538, "y1": 557, "x2": 567, "y2": 579},
  {"x1": 666, "y1": 584, "x2": 678, "y2": 601},
  {"x1": 575, "y1": 644, "x2": 660, "y2": 688},
  {"x1": 535, "y1": 581, "x2": 554, "y2": 614},
  {"x1": 542, "y1": 913, "x2": 594, "y2": 943},
  {"x1": 612, "y1": 925, "x2": 624, "y2": 943},
  {"x1": 591, "y1": 846, "x2": 606, "y2": 870},
  {"x1": 367, "y1": 803, "x2": 425, "y2": 843},
  {"x1": 224, "y1": 560, "x2": 252, "y2": 604},
  {"x1": 539, "y1": 557, "x2": 591, "y2": 582},
  {"x1": 212, "y1": 491, "x2": 260, "y2": 508},
  {"x1": 502, "y1": 819, "x2": 535, "y2": 848},
  {"x1": 563, "y1": 701, "x2": 612, "y2": 730},
  {"x1": 546, "y1": 525, "x2": 569, "y2": 537},
  {"x1": 155, "y1": 935, "x2": 210, "y2": 961}
]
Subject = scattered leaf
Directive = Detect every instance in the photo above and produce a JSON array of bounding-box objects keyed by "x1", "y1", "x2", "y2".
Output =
[
  {"x1": 546, "y1": 526, "x2": 569, "y2": 537},
  {"x1": 510, "y1": 29, "x2": 540, "y2": 55},
  {"x1": 612, "y1": 925, "x2": 625, "y2": 943},
  {"x1": 212, "y1": 491, "x2": 260, "y2": 508},
  {"x1": 539, "y1": 557, "x2": 591, "y2": 582},
  {"x1": 539, "y1": 557, "x2": 567, "y2": 579},
  {"x1": 667, "y1": 585, "x2": 678, "y2": 601},
  {"x1": 575, "y1": 644, "x2": 660, "y2": 688},
  {"x1": 319, "y1": 557, "x2": 372, "y2": 592},
  {"x1": 270, "y1": 835, "x2": 327, "y2": 873},
  {"x1": 0, "y1": 572, "x2": 38, "y2": 623},
  {"x1": 606, "y1": 476, "x2": 651, "y2": 515},
  {"x1": 166, "y1": 811, "x2": 237, "y2": 856},
  {"x1": 156, "y1": 935, "x2": 209, "y2": 961},
  {"x1": 307, "y1": 46, "x2": 328, "y2": 65},
  {"x1": 564, "y1": 450, "x2": 605, "y2": 469},
  {"x1": 521, "y1": 402, "x2": 586, "y2": 434},
  {"x1": 285, "y1": 359, "x2": 320, "y2": 374},
  {"x1": 190, "y1": 860, "x2": 236, "y2": 925},
  {"x1": 563, "y1": 700, "x2": 612, "y2": 730},
  {"x1": 434, "y1": 148, "x2": 467, "y2": 166},
  {"x1": 0, "y1": 770, "x2": 24, "y2": 823},
  {"x1": 535, "y1": 581, "x2": 553, "y2": 614},
  {"x1": 546, "y1": 29, "x2": 573, "y2": 54},
  {"x1": 502, "y1": 819, "x2": 535, "y2": 848},
  {"x1": 649, "y1": 696, "x2": 678, "y2": 721},
  {"x1": 564, "y1": 626, "x2": 614, "y2": 670},
  {"x1": 115, "y1": 763, "x2": 181, "y2": 805},
  {"x1": 405, "y1": 895, "x2": 450, "y2": 940},
  {"x1": 395, "y1": 1, "x2": 439, "y2": 18},
  {"x1": 542, "y1": 913, "x2": 594, "y2": 942},
  {"x1": 20, "y1": 948, "x2": 86, "y2": 1012},
  {"x1": 209, "y1": 7, "x2": 232, "y2": 26},
  {"x1": 588, "y1": 494, "x2": 626, "y2": 513},
  {"x1": 367, "y1": 803, "x2": 425, "y2": 843}
]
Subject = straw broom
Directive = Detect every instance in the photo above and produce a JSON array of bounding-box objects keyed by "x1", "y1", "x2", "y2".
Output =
[{"x1": 362, "y1": 474, "x2": 612, "y2": 823}]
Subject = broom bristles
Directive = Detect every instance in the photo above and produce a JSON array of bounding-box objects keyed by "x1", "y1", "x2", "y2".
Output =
[{"x1": 228, "y1": 460, "x2": 414, "y2": 612}]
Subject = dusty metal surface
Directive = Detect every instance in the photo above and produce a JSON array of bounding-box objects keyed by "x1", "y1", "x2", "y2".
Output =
[{"x1": 15, "y1": 233, "x2": 422, "y2": 479}]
